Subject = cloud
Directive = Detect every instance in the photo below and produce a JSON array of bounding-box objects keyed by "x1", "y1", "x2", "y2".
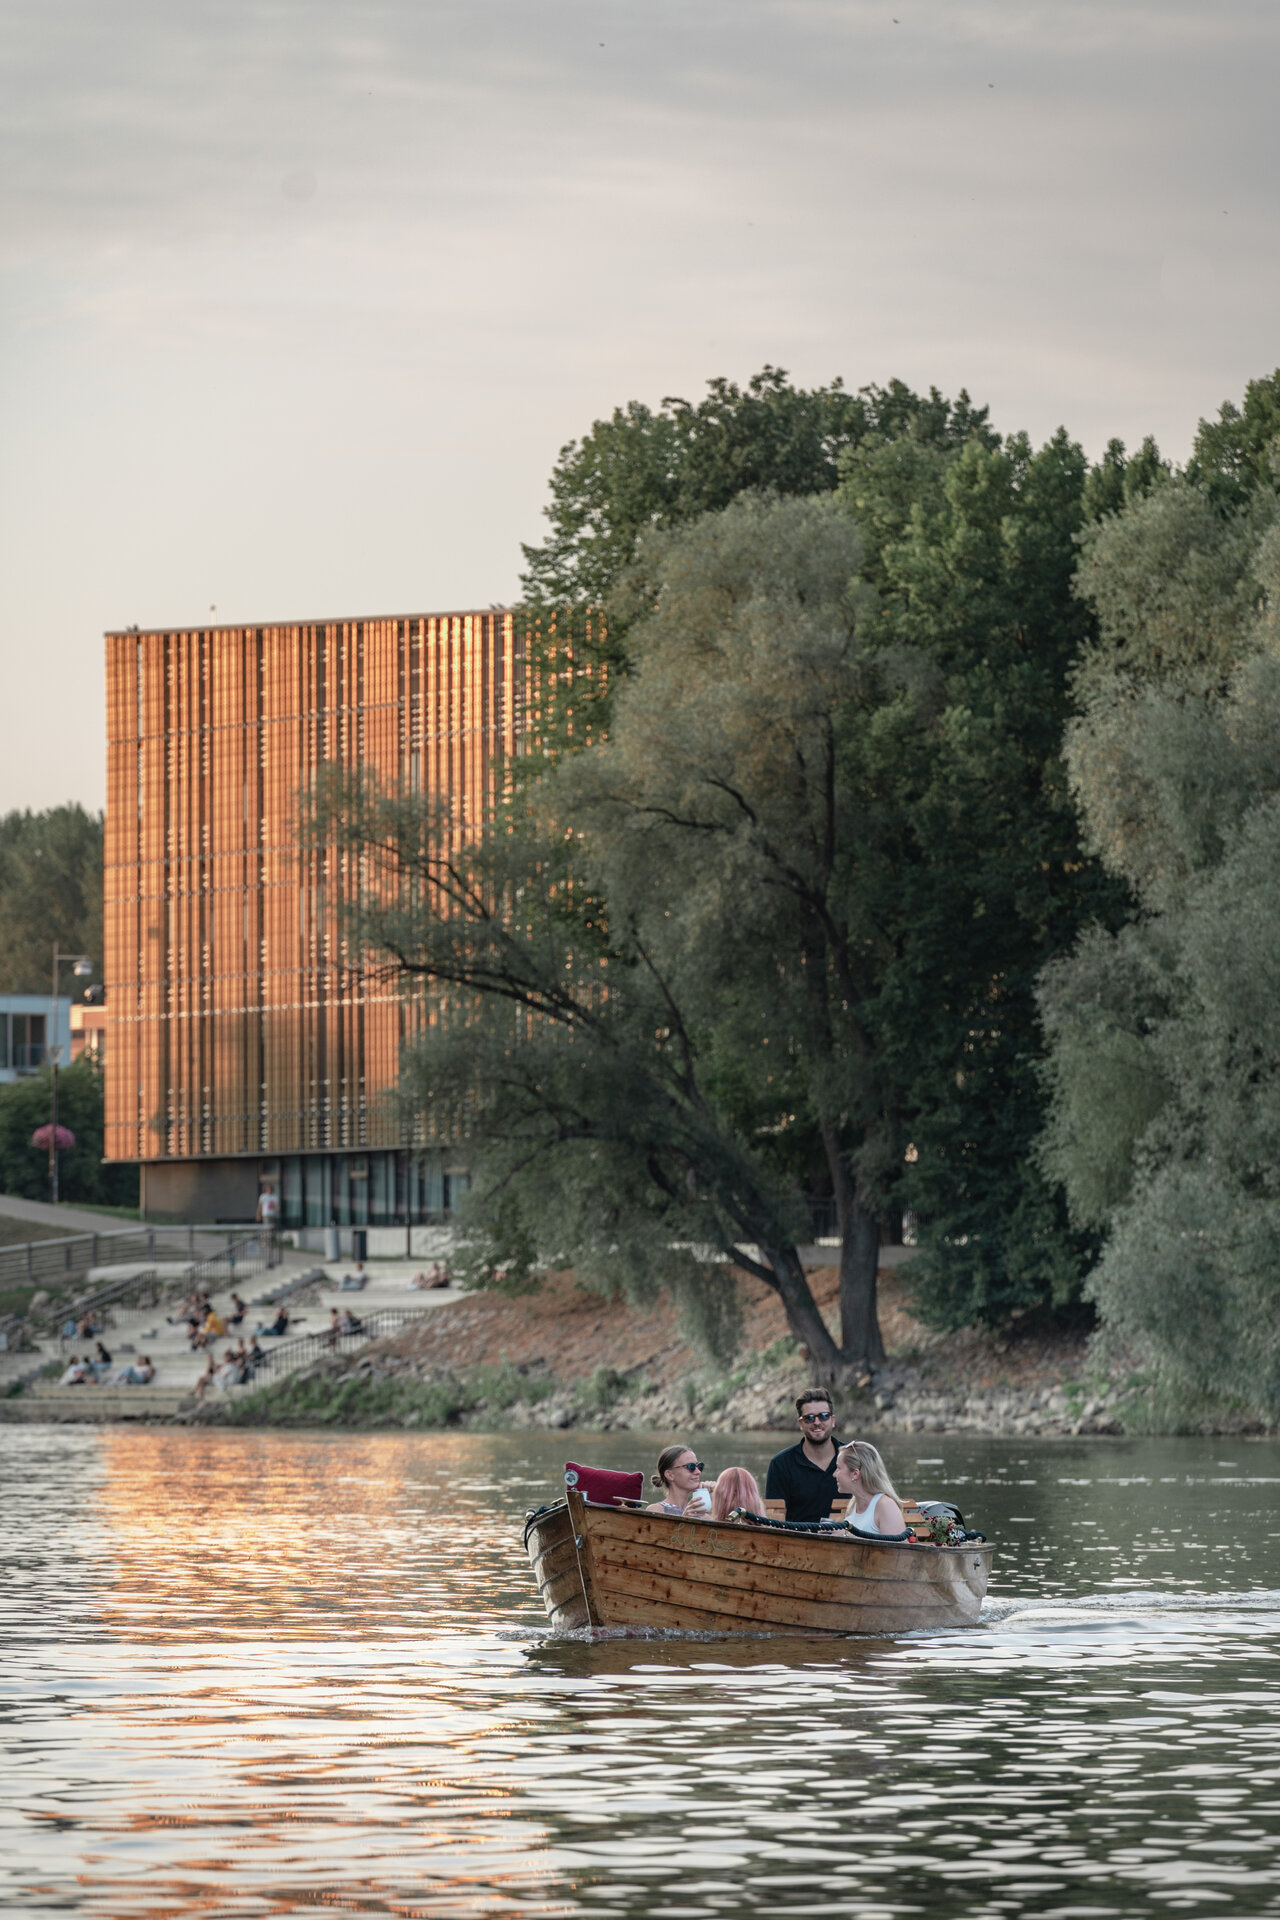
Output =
[{"x1": 1, "y1": 0, "x2": 1279, "y2": 809}]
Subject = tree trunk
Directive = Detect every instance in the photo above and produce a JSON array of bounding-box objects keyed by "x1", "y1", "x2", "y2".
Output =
[
  {"x1": 761, "y1": 1244, "x2": 846, "y2": 1381},
  {"x1": 837, "y1": 1190, "x2": 885, "y2": 1374}
]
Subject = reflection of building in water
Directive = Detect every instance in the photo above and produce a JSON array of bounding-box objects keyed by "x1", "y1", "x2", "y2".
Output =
[
  {"x1": 105, "y1": 612, "x2": 536, "y2": 1226},
  {"x1": 91, "y1": 1428, "x2": 510, "y2": 1644}
]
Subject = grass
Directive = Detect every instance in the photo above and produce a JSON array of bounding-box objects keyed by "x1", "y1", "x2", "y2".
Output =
[
  {"x1": 0, "y1": 1215, "x2": 67, "y2": 1250},
  {"x1": 221, "y1": 1361, "x2": 559, "y2": 1429}
]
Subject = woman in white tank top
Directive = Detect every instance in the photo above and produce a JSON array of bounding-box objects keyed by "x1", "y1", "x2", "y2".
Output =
[{"x1": 834, "y1": 1441, "x2": 906, "y2": 1536}]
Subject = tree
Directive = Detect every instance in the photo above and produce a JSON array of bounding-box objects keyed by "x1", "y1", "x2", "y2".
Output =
[
  {"x1": 1038, "y1": 417, "x2": 1280, "y2": 1418},
  {"x1": 520, "y1": 366, "x2": 995, "y2": 609},
  {"x1": 322, "y1": 496, "x2": 890, "y2": 1376},
  {"x1": 1187, "y1": 368, "x2": 1280, "y2": 508},
  {"x1": 0, "y1": 1058, "x2": 135, "y2": 1207},
  {"x1": 833, "y1": 427, "x2": 1127, "y2": 1328},
  {"x1": 0, "y1": 806, "x2": 104, "y2": 995},
  {"x1": 517, "y1": 369, "x2": 997, "y2": 756},
  {"x1": 320, "y1": 458, "x2": 1120, "y2": 1370}
]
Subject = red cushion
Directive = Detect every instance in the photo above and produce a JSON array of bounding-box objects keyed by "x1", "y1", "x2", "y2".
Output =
[{"x1": 565, "y1": 1462, "x2": 644, "y2": 1506}]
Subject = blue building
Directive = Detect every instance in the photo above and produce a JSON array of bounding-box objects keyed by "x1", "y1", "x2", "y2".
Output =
[{"x1": 0, "y1": 995, "x2": 72, "y2": 1084}]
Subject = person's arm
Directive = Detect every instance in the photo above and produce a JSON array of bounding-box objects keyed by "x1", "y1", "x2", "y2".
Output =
[
  {"x1": 877, "y1": 1497, "x2": 906, "y2": 1535},
  {"x1": 764, "y1": 1453, "x2": 787, "y2": 1501}
]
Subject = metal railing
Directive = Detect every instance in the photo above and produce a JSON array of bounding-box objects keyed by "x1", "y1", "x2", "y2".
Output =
[
  {"x1": 186, "y1": 1231, "x2": 276, "y2": 1290},
  {"x1": 247, "y1": 1308, "x2": 430, "y2": 1382},
  {"x1": 0, "y1": 1222, "x2": 267, "y2": 1296},
  {"x1": 55, "y1": 1269, "x2": 165, "y2": 1345}
]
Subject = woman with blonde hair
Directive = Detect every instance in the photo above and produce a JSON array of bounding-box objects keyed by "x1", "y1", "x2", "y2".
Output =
[
  {"x1": 710, "y1": 1466, "x2": 764, "y2": 1524},
  {"x1": 834, "y1": 1440, "x2": 906, "y2": 1537}
]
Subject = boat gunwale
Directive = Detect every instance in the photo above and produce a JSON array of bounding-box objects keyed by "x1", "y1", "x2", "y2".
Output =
[{"x1": 563, "y1": 1494, "x2": 993, "y2": 1561}]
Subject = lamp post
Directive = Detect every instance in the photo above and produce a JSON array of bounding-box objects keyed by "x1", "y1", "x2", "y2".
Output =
[{"x1": 49, "y1": 948, "x2": 93, "y2": 1205}]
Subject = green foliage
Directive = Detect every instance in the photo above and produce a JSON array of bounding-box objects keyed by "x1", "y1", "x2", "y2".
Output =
[
  {"x1": 578, "y1": 1366, "x2": 629, "y2": 1415},
  {"x1": 0, "y1": 806, "x2": 103, "y2": 995},
  {"x1": 1040, "y1": 429, "x2": 1280, "y2": 1419},
  {"x1": 320, "y1": 440, "x2": 1117, "y2": 1355},
  {"x1": 1074, "y1": 479, "x2": 1270, "y2": 704},
  {"x1": 832, "y1": 426, "x2": 1125, "y2": 1329},
  {"x1": 517, "y1": 369, "x2": 997, "y2": 753},
  {"x1": 0, "y1": 1059, "x2": 136, "y2": 1207},
  {"x1": 1081, "y1": 435, "x2": 1171, "y2": 523},
  {"x1": 1188, "y1": 368, "x2": 1280, "y2": 508},
  {"x1": 222, "y1": 1362, "x2": 556, "y2": 1428},
  {"x1": 520, "y1": 366, "x2": 995, "y2": 609}
]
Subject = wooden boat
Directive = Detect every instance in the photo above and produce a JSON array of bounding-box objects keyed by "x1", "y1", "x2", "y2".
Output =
[{"x1": 525, "y1": 1485, "x2": 993, "y2": 1635}]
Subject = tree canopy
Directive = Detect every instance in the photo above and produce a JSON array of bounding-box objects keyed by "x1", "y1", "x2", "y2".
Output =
[
  {"x1": 520, "y1": 366, "x2": 996, "y2": 611},
  {"x1": 831, "y1": 425, "x2": 1125, "y2": 1328},
  {"x1": 0, "y1": 806, "x2": 103, "y2": 996},
  {"x1": 1039, "y1": 412, "x2": 1280, "y2": 1419},
  {"x1": 0, "y1": 1058, "x2": 134, "y2": 1207}
]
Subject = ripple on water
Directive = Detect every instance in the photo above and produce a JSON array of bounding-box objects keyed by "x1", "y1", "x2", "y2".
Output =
[{"x1": 3, "y1": 1425, "x2": 1280, "y2": 1917}]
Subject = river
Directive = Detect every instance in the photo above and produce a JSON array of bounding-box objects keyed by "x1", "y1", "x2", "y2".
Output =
[{"x1": 2, "y1": 1424, "x2": 1279, "y2": 1917}]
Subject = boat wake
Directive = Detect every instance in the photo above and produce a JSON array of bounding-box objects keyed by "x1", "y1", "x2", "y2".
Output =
[{"x1": 983, "y1": 1587, "x2": 1280, "y2": 1642}]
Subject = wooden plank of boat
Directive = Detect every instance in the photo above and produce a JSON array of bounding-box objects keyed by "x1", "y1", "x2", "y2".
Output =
[
  {"x1": 561, "y1": 1487, "x2": 990, "y2": 1634},
  {"x1": 590, "y1": 1535, "x2": 974, "y2": 1623},
  {"x1": 588, "y1": 1543, "x2": 981, "y2": 1634},
  {"x1": 525, "y1": 1501, "x2": 595, "y2": 1629}
]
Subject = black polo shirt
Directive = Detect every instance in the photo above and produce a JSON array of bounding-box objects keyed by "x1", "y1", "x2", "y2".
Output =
[{"x1": 765, "y1": 1437, "x2": 842, "y2": 1522}]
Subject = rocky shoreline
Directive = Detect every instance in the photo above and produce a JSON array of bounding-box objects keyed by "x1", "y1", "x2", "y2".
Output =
[{"x1": 13, "y1": 1256, "x2": 1270, "y2": 1438}]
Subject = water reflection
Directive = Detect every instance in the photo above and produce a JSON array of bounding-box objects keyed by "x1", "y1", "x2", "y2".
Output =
[{"x1": 2, "y1": 1425, "x2": 1280, "y2": 1917}]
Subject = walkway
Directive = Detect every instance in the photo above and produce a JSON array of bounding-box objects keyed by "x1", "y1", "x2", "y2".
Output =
[{"x1": 0, "y1": 1195, "x2": 147, "y2": 1235}]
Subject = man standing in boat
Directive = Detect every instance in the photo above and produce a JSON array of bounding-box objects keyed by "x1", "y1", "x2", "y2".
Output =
[{"x1": 765, "y1": 1389, "x2": 843, "y2": 1521}]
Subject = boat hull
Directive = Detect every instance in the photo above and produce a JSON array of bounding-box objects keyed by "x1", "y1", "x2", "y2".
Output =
[{"x1": 526, "y1": 1489, "x2": 992, "y2": 1635}]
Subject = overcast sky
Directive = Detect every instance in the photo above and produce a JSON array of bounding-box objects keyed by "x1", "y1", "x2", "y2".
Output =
[{"x1": 2, "y1": 0, "x2": 1278, "y2": 813}]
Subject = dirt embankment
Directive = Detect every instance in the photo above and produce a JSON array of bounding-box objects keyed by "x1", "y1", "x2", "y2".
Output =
[{"x1": 262, "y1": 1263, "x2": 1147, "y2": 1437}]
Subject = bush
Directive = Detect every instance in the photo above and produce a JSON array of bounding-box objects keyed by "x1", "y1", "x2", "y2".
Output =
[{"x1": 0, "y1": 1059, "x2": 136, "y2": 1207}]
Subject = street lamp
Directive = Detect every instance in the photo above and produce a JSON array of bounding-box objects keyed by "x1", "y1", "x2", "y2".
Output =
[{"x1": 49, "y1": 948, "x2": 93, "y2": 1205}]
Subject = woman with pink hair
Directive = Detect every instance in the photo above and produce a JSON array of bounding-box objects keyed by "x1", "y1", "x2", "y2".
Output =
[{"x1": 710, "y1": 1466, "x2": 764, "y2": 1523}]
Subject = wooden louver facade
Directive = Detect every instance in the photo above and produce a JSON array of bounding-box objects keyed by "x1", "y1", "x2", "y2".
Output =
[{"x1": 104, "y1": 611, "x2": 526, "y2": 1207}]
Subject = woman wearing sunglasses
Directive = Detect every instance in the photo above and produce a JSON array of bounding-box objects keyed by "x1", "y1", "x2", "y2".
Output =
[{"x1": 646, "y1": 1444, "x2": 713, "y2": 1516}]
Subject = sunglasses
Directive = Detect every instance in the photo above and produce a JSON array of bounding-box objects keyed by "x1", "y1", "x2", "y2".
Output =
[
  {"x1": 675, "y1": 1460, "x2": 706, "y2": 1473},
  {"x1": 799, "y1": 1412, "x2": 833, "y2": 1424}
]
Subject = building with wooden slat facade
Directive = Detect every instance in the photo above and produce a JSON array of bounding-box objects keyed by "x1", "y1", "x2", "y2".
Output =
[{"x1": 104, "y1": 611, "x2": 530, "y2": 1225}]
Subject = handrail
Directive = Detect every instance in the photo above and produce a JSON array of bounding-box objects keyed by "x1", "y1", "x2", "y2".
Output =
[
  {"x1": 186, "y1": 1232, "x2": 274, "y2": 1288},
  {"x1": 0, "y1": 1221, "x2": 259, "y2": 1294},
  {"x1": 248, "y1": 1308, "x2": 431, "y2": 1380},
  {"x1": 55, "y1": 1268, "x2": 164, "y2": 1342}
]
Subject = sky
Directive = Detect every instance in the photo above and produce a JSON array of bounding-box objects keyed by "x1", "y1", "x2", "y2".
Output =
[{"x1": 2, "y1": 0, "x2": 1278, "y2": 814}]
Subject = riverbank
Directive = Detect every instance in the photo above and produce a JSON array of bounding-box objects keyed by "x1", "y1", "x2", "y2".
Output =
[{"x1": 203, "y1": 1263, "x2": 1274, "y2": 1438}]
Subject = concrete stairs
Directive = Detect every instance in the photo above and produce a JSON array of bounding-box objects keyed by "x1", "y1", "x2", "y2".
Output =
[{"x1": 2, "y1": 1254, "x2": 464, "y2": 1422}]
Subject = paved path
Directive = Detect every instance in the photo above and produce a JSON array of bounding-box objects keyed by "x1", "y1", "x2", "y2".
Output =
[{"x1": 0, "y1": 1195, "x2": 147, "y2": 1235}]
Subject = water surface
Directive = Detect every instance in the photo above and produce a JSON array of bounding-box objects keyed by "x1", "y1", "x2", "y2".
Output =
[{"x1": 3, "y1": 1424, "x2": 1280, "y2": 1917}]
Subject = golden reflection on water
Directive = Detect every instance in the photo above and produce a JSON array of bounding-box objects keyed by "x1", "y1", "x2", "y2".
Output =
[
  {"x1": 5, "y1": 1426, "x2": 1280, "y2": 1919},
  {"x1": 93, "y1": 1427, "x2": 524, "y2": 1642}
]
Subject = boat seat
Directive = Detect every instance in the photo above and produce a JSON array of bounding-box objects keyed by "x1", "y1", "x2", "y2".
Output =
[
  {"x1": 764, "y1": 1496, "x2": 934, "y2": 1540},
  {"x1": 564, "y1": 1462, "x2": 644, "y2": 1506}
]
